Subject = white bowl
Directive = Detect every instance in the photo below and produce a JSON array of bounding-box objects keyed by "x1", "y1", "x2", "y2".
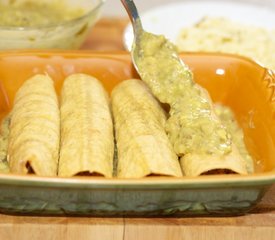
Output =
[{"x1": 123, "y1": 0, "x2": 275, "y2": 51}]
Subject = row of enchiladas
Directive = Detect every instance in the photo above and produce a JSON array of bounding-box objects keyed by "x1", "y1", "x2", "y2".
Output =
[{"x1": 1, "y1": 73, "x2": 254, "y2": 178}]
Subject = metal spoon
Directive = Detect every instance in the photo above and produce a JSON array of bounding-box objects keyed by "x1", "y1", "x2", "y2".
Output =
[
  {"x1": 120, "y1": 0, "x2": 143, "y2": 45},
  {"x1": 120, "y1": 0, "x2": 193, "y2": 104},
  {"x1": 120, "y1": 0, "x2": 144, "y2": 72}
]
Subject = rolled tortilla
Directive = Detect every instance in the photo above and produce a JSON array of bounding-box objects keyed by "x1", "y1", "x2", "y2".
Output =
[
  {"x1": 214, "y1": 103, "x2": 254, "y2": 174},
  {"x1": 0, "y1": 114, "x2": 11, "y2": 173},
  {"x1": 111, "y1": 79, "x2": 182, "y2": 178},
  {"x1": 8, "y1": 74, "x2": 60, "y2": 176},
  {"x1": 58, "y1": 74, "x2": 114, "y2": 177},
  {"x1": 180, "y1": 144, "x2": 248, "y2": 176},
  {"x1": 179, "y1": 88, "x2": 249, "y2": 176}
]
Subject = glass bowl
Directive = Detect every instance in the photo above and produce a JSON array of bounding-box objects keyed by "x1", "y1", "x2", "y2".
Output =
[{"x1": 0, "y1": 0, "x2": 105, "y2": 50}]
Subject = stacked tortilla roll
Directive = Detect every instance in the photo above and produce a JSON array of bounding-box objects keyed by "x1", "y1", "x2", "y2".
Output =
[
  {"x1": 58, "y1": 74, "x2": 114, "y2": 177},
  {"x1": 111, "y1": 79, "x2": 183, "y2": 178},
  {"x1": 7, "y1": 74, "x2": 60, "y2": 176},
  {"x1": 179, "y1": 88, "x2": 250, "y2": 176}
]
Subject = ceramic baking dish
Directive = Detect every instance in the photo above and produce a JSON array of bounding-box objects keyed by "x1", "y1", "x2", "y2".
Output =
[{"x1": 0, "y1": 51, "x2": 274, "y2": 216}]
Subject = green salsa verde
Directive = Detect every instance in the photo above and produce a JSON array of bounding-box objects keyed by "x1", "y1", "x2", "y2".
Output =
[
  {"x1": 0, "y1": 1, "x2": 84, "y2": 27},
  {"x1": 134, "y1": 31, "x2": 232, "y2": 156}
]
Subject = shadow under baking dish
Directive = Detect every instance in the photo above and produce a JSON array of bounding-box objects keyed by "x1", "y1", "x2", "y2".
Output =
[{"x1": 0, "y1": 50, "x2": 274, "y2": 216}]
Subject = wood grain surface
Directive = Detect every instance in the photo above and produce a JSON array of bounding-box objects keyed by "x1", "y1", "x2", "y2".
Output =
[
  {"x1": 0, "y1": 18, "x2": 274, "y2": 240},
  {"x1": 81, "y1": 18, "x2": 129, "y2": 51}
]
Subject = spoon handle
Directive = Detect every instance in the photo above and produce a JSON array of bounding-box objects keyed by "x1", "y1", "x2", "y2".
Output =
[{"x1": 121, "y1": 0, "x2": 143, "y2": 35}]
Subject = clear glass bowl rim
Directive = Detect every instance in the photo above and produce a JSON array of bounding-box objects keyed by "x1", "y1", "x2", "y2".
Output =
[{"x1": 0, "y1": 0, "x2": 105, "y2": 31}]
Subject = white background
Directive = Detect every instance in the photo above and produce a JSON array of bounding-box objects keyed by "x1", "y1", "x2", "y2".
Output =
[{"x1": 102, "y1": 0, "x2": 275, "y2": 16}]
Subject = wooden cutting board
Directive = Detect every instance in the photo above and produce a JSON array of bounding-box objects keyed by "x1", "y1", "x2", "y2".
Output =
[
  {"x1": 81, "y1": 18, "x2": 129, "y2": 51},
  {"x1": 0, "y1": 18, "x2": 274, "y2": 240}
]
